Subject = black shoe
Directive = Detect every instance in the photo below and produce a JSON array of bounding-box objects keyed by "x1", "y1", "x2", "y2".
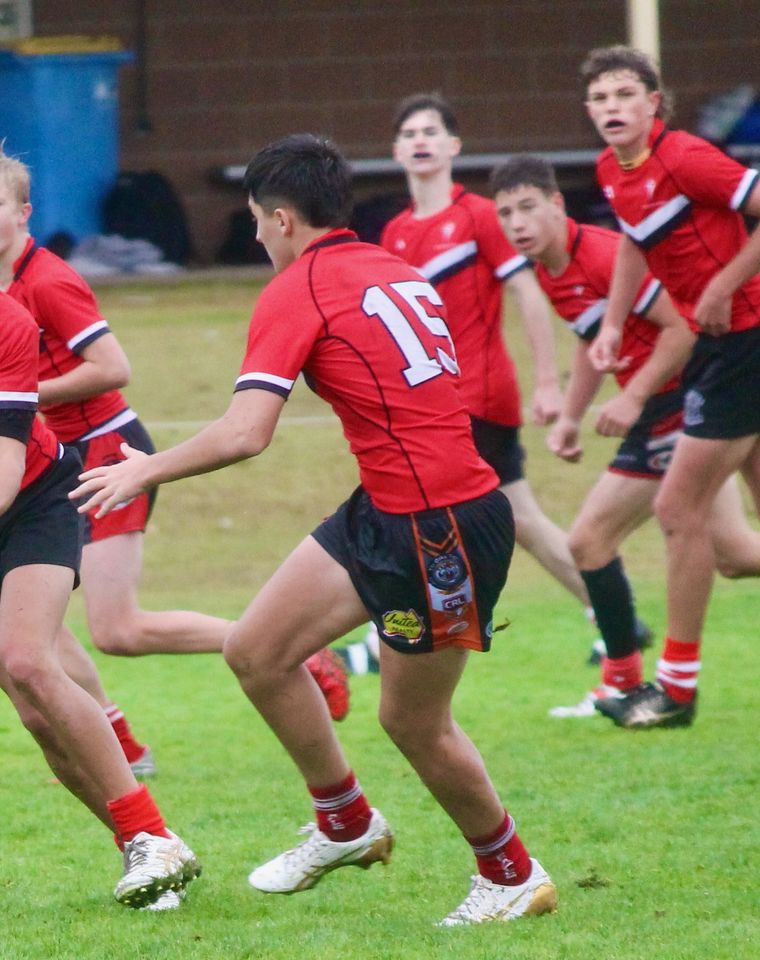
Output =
[
  {"x1": 594, "y1": 681, "x2": 697, "y2": 729},
  {"x1": 586, "y1": 618, "x2": 654, "y2": 666}
]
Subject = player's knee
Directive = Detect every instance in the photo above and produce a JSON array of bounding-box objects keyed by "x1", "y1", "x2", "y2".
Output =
[
  {"x1": 568, "y1": 525, "x2": 592, "y2": 567},
  {"x1": 2, "y1": 648, "x2": 55, "y2": 701},
  {"x1": 223, "y1": 628, "x2": 271, "y2": 681}
]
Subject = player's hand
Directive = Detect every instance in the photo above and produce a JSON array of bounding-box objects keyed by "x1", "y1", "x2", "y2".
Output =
[
  {"x1": 69, "y1": 443, "x2": 150, "y2": 518},
  {"x1": 588, "y1": 326, "x2": 623, "y2": 372},
  {"x1": 694, "y1": 279, "x2": 732, "y2": 336},
  {"x1": 531, "y1": 382, "x2": 563, "y2": 426},
  {"x1": 546, "y1": 417, "x2": 582, "y2": 462},
  {"x1": 594, "y1": 393, "x2": 642, "y2": 437}
]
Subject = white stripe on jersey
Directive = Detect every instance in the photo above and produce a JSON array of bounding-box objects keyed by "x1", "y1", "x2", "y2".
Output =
[
  {"x1": 495, "y1": 253, "x2": 529, "y2": 280},
  {"x1": 0, "y1": 390, "x2": 37, "y2": 403},
  {"x1": 417, "y1": 241, "x2": 477, "y2": 280},
  {"x1": 729, "y1": 168, "x2": 759, "y2": 210},
  {"x1": 78, "y1": 407, "x2": 138, "y2": 441},
  {"x1": 617, "y1": 194, "x2": 691, "y2": 244},
  {"x1": 235, "y1": 371, "x2": 295, "y2": 391},
  {"x1": 633, "y1": 278, "x2": 662, "y2": 314},
  {"x1": 67, "y1": 319, "x2": 109, "y2": 351},
  {"x1": 571, "y1": 298, "x2": 607, "y2": 336}
]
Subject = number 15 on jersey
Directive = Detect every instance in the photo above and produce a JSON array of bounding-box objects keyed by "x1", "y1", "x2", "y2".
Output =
[{"x1": 362, "y1": 279, "x2": 460, "y2": 387}]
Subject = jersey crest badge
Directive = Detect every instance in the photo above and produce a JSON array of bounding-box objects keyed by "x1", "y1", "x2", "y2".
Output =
[
  {"x1": 603, "y1": 185, "x2": 615, "y2": 200},
  {"x1": 645, "y1": 178, "x2": 657, "y2": 199},
  {"x1": 441, "y1": 221, "x2": 456, "y2": 241},
  {"x1": 395, "y1": 239, "x2": 406, "y2": 251}
]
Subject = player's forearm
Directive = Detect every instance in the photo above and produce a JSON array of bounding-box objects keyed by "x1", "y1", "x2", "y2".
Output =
[
  {"x1": 38, "y1": 360, "x2": 129, "y2": 406},
  {"x1": 140, "y1": 413, "x2": 271, "y2": 488},
  {"x1": 561, "y1": 343, "x2": 603, "y2": 421},
  {"x1": 707, "y1": 220, "x2": 760, "y2": 301},
  {"x1": 623, "y1": 324, "x2": 695, "y2": 405},
  {"x1": 603, "y1": 236, "x2": 648, "y2": 332},
  {"x1": 512, "y1": 284, "x2": 561, "y2": 388}
]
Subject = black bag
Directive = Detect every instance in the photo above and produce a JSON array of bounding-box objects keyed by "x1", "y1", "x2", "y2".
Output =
[{"x1": 103, "y1": 170, "x2": 193, "y2": 265}]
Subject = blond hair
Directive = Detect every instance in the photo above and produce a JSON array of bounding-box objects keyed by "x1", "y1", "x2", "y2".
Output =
[{"x1": 0, "y1": 144, "x2": 31, "y2": 205}]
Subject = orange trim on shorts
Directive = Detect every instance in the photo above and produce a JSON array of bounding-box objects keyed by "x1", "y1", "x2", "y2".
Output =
[{"x1": 411, "y1": 508, "x2": 484, "y2": 653}]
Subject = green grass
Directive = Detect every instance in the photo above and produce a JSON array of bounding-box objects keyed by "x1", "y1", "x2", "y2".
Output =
[{"x1": 0, "y1": 277, "x2": 757, "y2": 959}]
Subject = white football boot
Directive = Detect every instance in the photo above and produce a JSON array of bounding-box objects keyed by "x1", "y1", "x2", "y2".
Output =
[
  {"x1": 247, "y1": 808, "x2": 393, "y2": 894},
  {"x1": 548, "y1": 684, "x2": 624, "y2": 718},
  {"x1": 439, "y1": 858, "x2": 557, "y2": 926},
  {"x1": 115, "y1": 831, "x2": 201, "y2": 908}
]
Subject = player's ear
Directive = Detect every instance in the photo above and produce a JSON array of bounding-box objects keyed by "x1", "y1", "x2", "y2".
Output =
[
  {"x1": 19, "y1": 202, "x2": 32, "y2": 225},
  {"x1": 552, "y1": 191, "x2": 566, "y2": 213},
  {"x1": 648, "y1": 89, "x2": 661, "y2": 117},
  {"x1": 449, "y1": 135, "x2": 462, "y2": 159},
  {"x1": 274, "y1": 207, "x2": 293, "y2": 236}
]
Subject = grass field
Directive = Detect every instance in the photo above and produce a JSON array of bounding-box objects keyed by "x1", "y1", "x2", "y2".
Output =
[{"x1": 1, "y1": 276, "x2": 757, "y2": 960}]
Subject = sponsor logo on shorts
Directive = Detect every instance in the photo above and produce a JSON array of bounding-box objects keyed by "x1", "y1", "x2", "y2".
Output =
[
  {"x1": 427, "y1": 552, "x2": 466, "y2": 590},
  {"x1": 447, "y1": 620, "x2": 470, "y2": 636},
  {"x1": 441, "y1": 592, "x2": 468, "y2": 614},
  {"x1": 647, "y1": 450, "x2": 672, "y2": 473},
  {"x1": 382, "y1": 609, "x2": 424, "y2": 643},
  {"x1": 683, "y1": 389, "x2": 705, "y2": 427},
  {"x1": 485, "y1": 620, "x2": 494, "y2": 639}
]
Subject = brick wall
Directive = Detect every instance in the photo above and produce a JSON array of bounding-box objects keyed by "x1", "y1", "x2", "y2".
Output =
[{"x1": 31, "y1": 1, "x2": 759, "y2": 261}]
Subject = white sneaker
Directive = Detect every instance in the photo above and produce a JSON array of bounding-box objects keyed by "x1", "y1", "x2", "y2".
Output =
[
  {"x1": 130, "y1": 747, "x2": 157, "y2": 778},
  {"x1": 115, "y1": 831, "x2": 201, "y2": 908},
  {"x1": 548, "y1": 684, "x2": 623, "y2": 718},
  {"x1": 439, "y1": 859, "x2": 557, "y2": 926},
  {"x1": 247, "y1": 808, "x2": 393, "y2": 894},
  {"x1": 141, "y1": 887, "x2": 186, "y2": 911}
]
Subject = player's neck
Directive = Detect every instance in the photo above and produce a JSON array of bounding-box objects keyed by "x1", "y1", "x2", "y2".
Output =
[
  {"x1": 0, "y1": 232, "x2": 29, "y2": 288},
  {"x1": 538, "y1": 225, "x2": 571, "y2": 277},
  {"x1": 408, "y1": 170, "x2": 454, "y2": 219}
]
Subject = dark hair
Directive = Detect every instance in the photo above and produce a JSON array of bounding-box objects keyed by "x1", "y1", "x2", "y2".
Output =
[
  {"x1": 243, "y1": 134, "x2": 353, "y2": 228},
  {"x1": 392, "y1": 92, "x2": 460, "y2": 136},
  {"x1": 580, "y1": 45, "x2": 673, "y2": 121},
  {"x1": 490, "y1": 155, "x2": 559, "y2": 197}
]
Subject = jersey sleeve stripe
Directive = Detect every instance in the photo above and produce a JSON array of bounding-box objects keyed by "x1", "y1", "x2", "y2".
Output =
[
  {"x1": 67, "y1": 320, "x2": 110, "y2": 352},
  {"x1": 235, "y1": 372, "x2": 294, "y2": 397},
  {"x1": 494, "y1": 254, "x2": 530, "y2": 280},
  {"x1": 571, "y1": 298, "x2": 608, "y2": 338},
  {"x1": 0, "y1": 390, "x2": 38, "y2": 408},
  {"x1": 730, "y1": 168, "x2": 760, "y2": 210},
  {"x1": 617, "y1": 194, "x2": 692, "y2": 248},
  {"x1": 418, "y1": 241, "x2": 478, "y2": 284},
  {"x1": 633, "y1": 278, "x2": 663, "y2": 315}
]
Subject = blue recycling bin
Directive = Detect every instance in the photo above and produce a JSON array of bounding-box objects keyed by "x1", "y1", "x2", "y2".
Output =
[{"x1": 0, "y1": 46, "x2": 133, "y2": 244}]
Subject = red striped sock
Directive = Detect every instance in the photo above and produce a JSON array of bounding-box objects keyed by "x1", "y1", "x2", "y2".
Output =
[
  {"x1": 602, "y1": 650, "x2": 643, "y2": 690},
  {"x1": 107, "y1": 784, "x2": 171, "y2": 844},
  {"x1": 309, "y1": 771, "x2": 372, "y2": 841},
  {"x1": 104, "y1": 704, "x2": 147, "y2": 764},
  {"x1": 656, "y1": 637, "x2": 700, "y2": 703},
  {"x1": 467, "y1": 811, "x2": 531, "y2": 886}
]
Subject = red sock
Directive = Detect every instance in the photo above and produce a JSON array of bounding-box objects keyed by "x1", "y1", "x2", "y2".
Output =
[
  {"x1": 467, "y1": 811, "x2": 531, "y2": 886},
  {"x1": 656, "y1": 637, "x2": 700, "y2": 703},
  {"x1": 104, "y1": 704, "x2": 147, "y2": 764},
  {"x1": 308, "y1": 771, "x2": 372, "y2": 841},
  {"x1": 602, "y1": 650, "x2": 643, "y2": 690},
  {"x1": 107, "y1": 784, "x2": 171, "y2": 844}
]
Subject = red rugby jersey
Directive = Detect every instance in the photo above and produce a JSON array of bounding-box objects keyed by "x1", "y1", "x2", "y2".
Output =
[
  {"x1": 381, "y1": 185, "x2": 525, "y2": 426},
  {"x1": 236, "y1": 229, "x2": 498, "y2": 513},
  {"x1": 596, "y1": 119, "x2": 760, "y2": 333},
  {"x1": 534, "y1": 218, "x2": 677, "y2": 392},
  {"x1": 7, "y1": 238, "x2": 129, "y2": 440},
  {"x1": 0, "y1": 292, "x2": 59, "y2": 490}
]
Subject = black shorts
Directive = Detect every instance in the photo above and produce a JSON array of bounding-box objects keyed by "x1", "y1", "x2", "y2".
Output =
[
  {"x1": 682, "y1": 327, "x2": 760, "y2": 439},
  {"x1": 69, "y1": 416, "x2": 157, "y2": 544},
  {"x1": 470, "y1": 417, "x2": 525, "y2": 485},
  {"x1": 312, "y1": 486, "x2": 515, "y2": 655},
  {"x1": 0, "y1": 446, "x2": 83, "y2": 587},
  {"x1": 609, "y1": 388, "x2": 684, "y2": 479}
]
